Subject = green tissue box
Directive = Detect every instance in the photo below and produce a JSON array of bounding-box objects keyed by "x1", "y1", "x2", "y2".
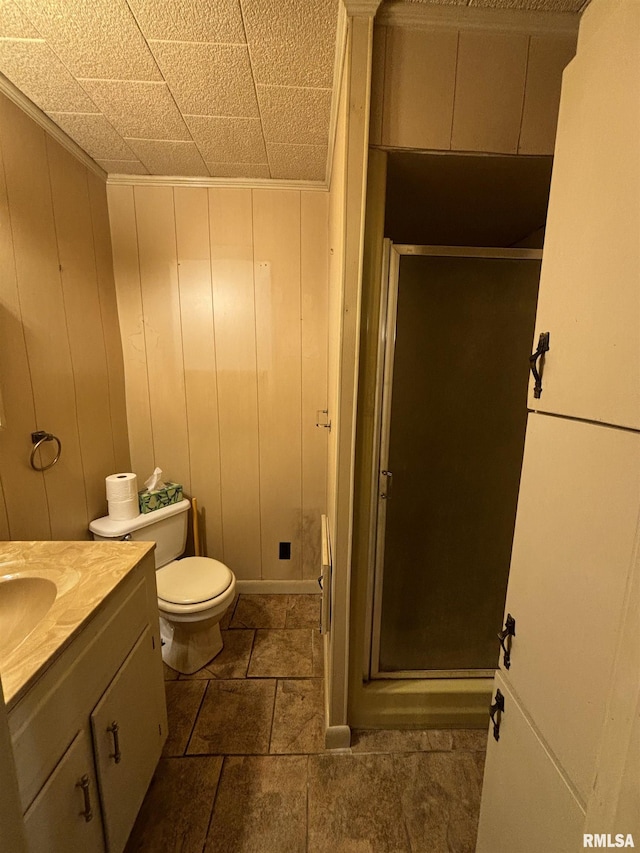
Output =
[{"x1": 138, "y1": 482, "x2": 183, "y2": 514}]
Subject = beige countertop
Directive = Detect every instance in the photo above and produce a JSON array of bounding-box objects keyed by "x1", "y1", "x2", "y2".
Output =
[{"x1": 0, "y1": 540, "x2": 155, "y2": 709}]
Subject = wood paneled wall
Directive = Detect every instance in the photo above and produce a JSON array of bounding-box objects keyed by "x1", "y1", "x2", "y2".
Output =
[
  {"x1": 371, "y1": 26, "x2": 577, "y2": 155},
  {"x1": 0, "y1": 93, "x2": 129, "y2": 541},
  {"x1": 108, "y1": 185, "x2": 329, "y2": 582}
]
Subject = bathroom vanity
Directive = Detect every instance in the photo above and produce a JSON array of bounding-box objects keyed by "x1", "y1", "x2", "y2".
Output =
[{"x1": 0, "y1": 541, "x2": 167, "y2": 853}]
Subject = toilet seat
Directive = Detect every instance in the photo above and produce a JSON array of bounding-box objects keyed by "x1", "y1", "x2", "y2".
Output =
[{"x1": 156, "y1": 556, "x2": 233, "y2": 606}]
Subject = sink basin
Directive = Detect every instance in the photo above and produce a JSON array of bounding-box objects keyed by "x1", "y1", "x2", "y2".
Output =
[{"x1": 0, "y1": 575, "x2": 57, "y2": 659}]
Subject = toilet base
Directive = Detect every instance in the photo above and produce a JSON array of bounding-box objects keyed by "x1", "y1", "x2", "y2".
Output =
[{"x1": 160, "y1": 615, "x2": 224, "y2": 675}]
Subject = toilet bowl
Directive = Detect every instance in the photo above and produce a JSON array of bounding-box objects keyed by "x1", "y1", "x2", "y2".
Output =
[{"x1": 89, "y1": 499, "x2": 236, "y2": 674}]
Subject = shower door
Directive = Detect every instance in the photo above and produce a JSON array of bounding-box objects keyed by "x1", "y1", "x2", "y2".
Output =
[{"x1": 371, "y1": 245, "x2": 541, "y2": 677}]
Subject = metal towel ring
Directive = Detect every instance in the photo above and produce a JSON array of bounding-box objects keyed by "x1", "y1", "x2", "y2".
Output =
[{"x1": 30, "y1": 430, "x2": 62, "y2": 472}]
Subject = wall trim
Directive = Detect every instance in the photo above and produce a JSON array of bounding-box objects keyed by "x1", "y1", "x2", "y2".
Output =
[
  {"x1": 325, "y1": 3, "x2": 349, "y2": 189},
  {"x1": 324, "y1": 724, "x2": 352, "y2": 750},
  {"x1": 343, "y1": 0, "x2": 383, "y2": 16},
  {"x1": 106, "y1": 173, "x2": 328, "y2": 191},
  {"x1": 235, "y1": 579, "x2": 321, "y2": 595},
  {"x1": 376, "y1": 3, "x2": 581, "y2": 36},
  {"x1": 0, "y1": 72, "x2": 107, "y2": 181}
]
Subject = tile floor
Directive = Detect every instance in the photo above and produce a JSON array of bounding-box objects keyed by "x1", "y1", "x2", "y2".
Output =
[{"x1": 125, "y1": 594, "x2": 486, "y2": 853}]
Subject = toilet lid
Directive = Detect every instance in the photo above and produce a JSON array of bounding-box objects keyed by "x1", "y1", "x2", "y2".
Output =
[{"x1": 156, "y1": 557, "x2": 233, "y2": 605}]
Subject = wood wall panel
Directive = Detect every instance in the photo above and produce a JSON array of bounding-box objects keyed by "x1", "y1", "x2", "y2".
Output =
[
  {"x1": 452, "y1": 31, "x2": 529, "y2": 154},
  {"x1": 87, "y1": 172, "x2": 131, "y2": 474},
  {"x1": 301, "y1": 191, "x2": 329, "y2": 580},
  {"x1": 174, "y1": 186, "x2": 223, "y2": 560},
  {"x1": 518, "y1": 35, "x2": 578, "y2": 155},
  {"x1": 375, "y1": 26, "x2": 576, "y2": 156},
  {"x1": 0, "y1": 99, "x2": 87, "y2": 539},
  {"x1": 0, "y1": 93, "x2": 130, "y2": 540},
  {"x1": 253, "y1": 189, "x2": 303, "y2": 580},
  {"x1": 0, "y1": 99, "x2": 50, "y2": 540},
  {"x1": 382, "y1": 28, "x2": 458, "y2": 150},
  {"x1": 209, "y1": 188, "x2": 261, "y2": 579},
  {"x1": 110, "y1": 185, "x2": 329, "y2": 581},
  {"x1": 47, "y1": 140, "x2": 115, "y2": 523},
  {"x1": 134, "y1": 187, "x2": 191, "y2": 495},
  {"x1": 107, "y1": 185, "x2": 155, "y2": 480}
]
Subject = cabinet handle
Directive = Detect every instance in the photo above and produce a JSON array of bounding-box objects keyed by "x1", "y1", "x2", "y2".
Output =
[
  {"x1": 497, "y1": 613, "x2": 516, "y2": 670},
  {"x1": 107, "y1": 720, "x2": 122, "y2": 763},
  {"x1": 77, "y1": 774, "x2": 93, "y2": 822},
  {"x1": 489, "y1": 689, "x2": 505, "y2": 742},
  {"x1": 529, "y1": 331, "x2": 550, "y2": 398}
]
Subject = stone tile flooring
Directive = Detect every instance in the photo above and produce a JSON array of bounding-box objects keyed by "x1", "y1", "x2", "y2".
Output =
[{"x1": 125, "y1": 594, "x2": 486, "y2": 853}]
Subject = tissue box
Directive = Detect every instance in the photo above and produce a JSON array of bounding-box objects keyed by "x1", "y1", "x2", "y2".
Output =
[{"x1": 138, "y1": 482, "x2": 183, "y2": 514}]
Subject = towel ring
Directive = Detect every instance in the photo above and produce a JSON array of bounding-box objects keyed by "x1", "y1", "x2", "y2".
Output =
[{"x1": 30, "y1": 431, "x2": 62, "y2": 472}]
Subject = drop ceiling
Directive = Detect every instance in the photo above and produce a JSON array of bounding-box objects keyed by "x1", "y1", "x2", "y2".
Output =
[
  {"x1": 0, "y1": 0, "x2": 584, "y2": 182},
  {"x1": 0, "y1": 0, "x2": 339, "y2": 181}
]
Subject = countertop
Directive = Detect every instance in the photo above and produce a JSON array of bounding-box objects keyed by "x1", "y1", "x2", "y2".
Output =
[{"x1": 0, "y1": 540, "x2": 155, "y2": 709}]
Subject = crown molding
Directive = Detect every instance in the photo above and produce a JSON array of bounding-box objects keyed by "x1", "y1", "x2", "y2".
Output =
[
  {"x1": 0, "y1": 72, "x2": 107, "y2": 181},
  {"x1": 342, "y1": 0, "x2": 383, "y2": 17},
  {"x1": 376, "y1": 3, "x2": 580, "y2": 35},
  {"x1": 106, "y1": 173, "x2": 328, "y2": 191},
  {"x1": 325, "y1": 3, "x2": 349, "y2": 187}
]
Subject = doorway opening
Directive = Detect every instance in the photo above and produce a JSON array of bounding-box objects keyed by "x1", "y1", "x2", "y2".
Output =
[{"x1": 353, "y1": 150, "x2": 554, "y2": 721}]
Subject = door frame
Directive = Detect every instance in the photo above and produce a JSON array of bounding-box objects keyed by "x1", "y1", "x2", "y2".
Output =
[{"x1": 368, "y1": 242, "x2": 543, "y2": 680}]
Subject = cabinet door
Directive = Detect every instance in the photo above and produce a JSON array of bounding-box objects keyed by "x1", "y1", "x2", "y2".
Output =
[
  {"x1": 500, "y1": 414, "x2": 639, "y2": 802},
  {"x1": 91, "y1": 627, "x2": 164, "y2": 853},
  {"x1": 528, "y1": 0, "x2": 640, "y2": 428},
  {"x1": 476, "y1": 672, "x2": 584, "y2": 853},
  {"x1": 23, "y1": 729, "x2": 104, "y2": 853}
]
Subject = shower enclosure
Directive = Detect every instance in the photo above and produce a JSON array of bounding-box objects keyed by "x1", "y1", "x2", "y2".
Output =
[{"x1": 368, "y1": 243, "x2": 541, "y2": 679}]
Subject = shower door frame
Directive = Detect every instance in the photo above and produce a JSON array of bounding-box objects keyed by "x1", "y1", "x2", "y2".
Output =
[{"x1": 367, "y1": 242, "x2": 543, "y2": 680}]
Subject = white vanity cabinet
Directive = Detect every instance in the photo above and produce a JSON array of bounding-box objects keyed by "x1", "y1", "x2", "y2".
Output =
[{"x1": 8, "y1": 550, "x2": 167, "y2": 853}]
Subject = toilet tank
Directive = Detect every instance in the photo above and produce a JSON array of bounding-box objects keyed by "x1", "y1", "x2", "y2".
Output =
[{"x1": 89, "y1": 499, "x2": 190, "y2": 569}]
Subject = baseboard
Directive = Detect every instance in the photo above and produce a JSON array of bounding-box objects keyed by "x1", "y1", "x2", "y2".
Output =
[
  {"x1": 235, "y1": 579, "x2": 321, "y2": 595},
  {"x1": 324, "y1": 725, "x2": 352, "y2": 751}
]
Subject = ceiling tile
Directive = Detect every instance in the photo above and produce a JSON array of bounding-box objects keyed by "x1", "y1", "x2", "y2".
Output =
[
  {"x1": 185, "y1": 115, "x2": 266, "y2": 163},
  {"x1": 49, "y1": 112, "x2": 136, "y2": 160},
  {"x1": 79, "y1": 80, "x2": 191, "y2": 141},
  {"x1": 0, "y1": 39, "x2": 98, "y2": 112},
  {"x1": 206, "y1": 162, "x2": 271, "y2": 179},
  {"x1": 0, "y1": 0, "x2": 40, "y2": 37},
  {"x1": 266, "y1": 142, "x2": 326, "y2": 181},
  {"x1": 149, "y1": 41, "x2": 259, "y2": 117},
  {"x1": 241, "y1": 0, "x2": 338, "y2": 87},
  {"x1": 14, "y1": 0, "x2": 161, "y2": 80},
  {"x1": 126, "y1": 0, "x2": 246, "y2": 43},
  {"x1": 125, "y1": 138, "x2": 209, "y2": 176},
  {"x1": 258, "y1": 85, "x2": 331, "y2": 146},
  {"x1": 96, "y1": 159, "x2": 149, "y2": 174}
]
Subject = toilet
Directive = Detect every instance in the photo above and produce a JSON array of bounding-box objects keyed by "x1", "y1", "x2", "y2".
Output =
[{"x1": 89, "y1": 498, "x2": 236, "y2": 675}]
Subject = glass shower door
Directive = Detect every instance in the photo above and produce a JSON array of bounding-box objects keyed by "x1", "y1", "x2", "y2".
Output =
[{"x1": 373, "y1": 247, "x2": 541, "y2": 675}]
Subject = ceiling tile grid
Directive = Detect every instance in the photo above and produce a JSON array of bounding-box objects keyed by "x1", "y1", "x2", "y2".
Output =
[{"x1": 0, "y1": 0, "x2": 339, "y2": 181}]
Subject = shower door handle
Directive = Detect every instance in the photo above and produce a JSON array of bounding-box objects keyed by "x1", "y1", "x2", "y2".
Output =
[{"x1": 380, "y1": 470, "x2": 393, "y2": 500}]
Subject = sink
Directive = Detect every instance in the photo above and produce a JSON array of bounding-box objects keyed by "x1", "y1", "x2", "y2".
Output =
[{"x1": 0, "y1": 575, "x2": 57, "y2": 659}]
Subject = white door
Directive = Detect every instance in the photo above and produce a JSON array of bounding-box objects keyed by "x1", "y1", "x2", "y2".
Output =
[
  {"x1": 478, "y1": 0, "x2": 640, "y2": 847},
  {"x1": 23, "y1": 728, "x2": 105, "y2": 853},
  {"x1": 527, "y1": 0, "x2": 640, "y2": 428},
  {"x1": 476, "y1": 673, "x2": 584, "y2": 853},
  {"x1": 91, "y1": 627, "x2": 164, "y2": 853},
  {"x1": 496, "y1": 414, "x2": 639, "y2": 802}
]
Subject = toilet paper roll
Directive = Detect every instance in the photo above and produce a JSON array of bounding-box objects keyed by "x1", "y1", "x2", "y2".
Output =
[
  {"x1": 106, "y1": 472, "x2": 138, "y2": 502},
  {"x1": 107, "y1": 496, "x2": 139, "y2": 521}
]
